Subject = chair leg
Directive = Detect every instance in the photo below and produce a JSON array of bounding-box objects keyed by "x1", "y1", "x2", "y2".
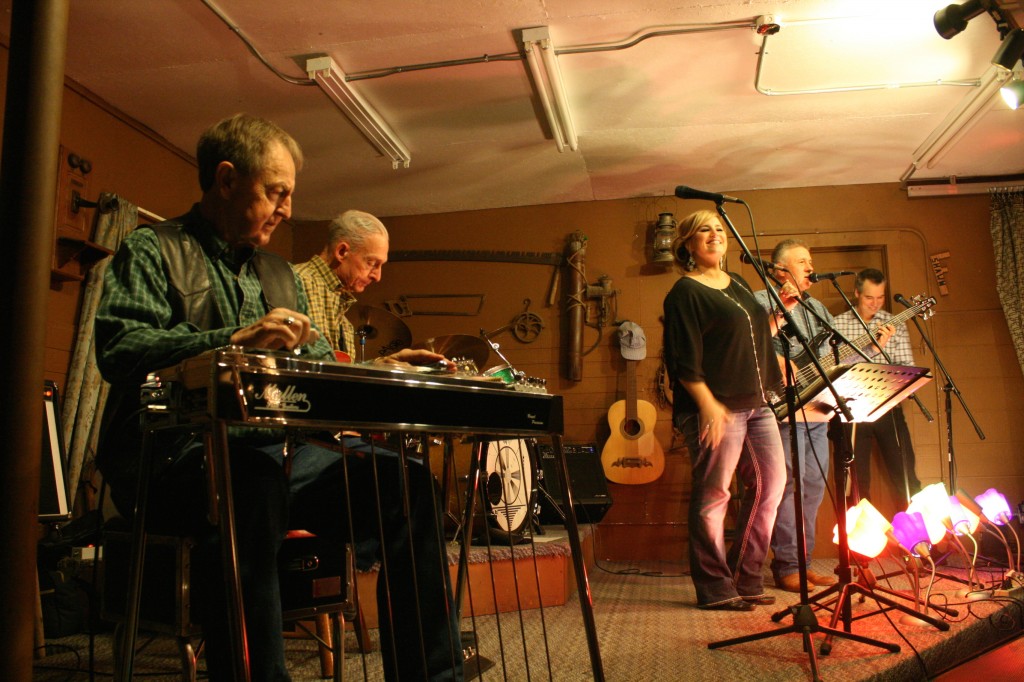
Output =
[
  {"x1": 349, "y1": 598, "x2": 375, "y2": 653},
  {"x1": 178, "y1": 637, "x2": 197, "y2": 682},
  {"x1": 331, "y1": 613, "x2": 344, "y2": 681},
  {"x1": 315, "y1": 613, "x2": 333, "y2": 678}
]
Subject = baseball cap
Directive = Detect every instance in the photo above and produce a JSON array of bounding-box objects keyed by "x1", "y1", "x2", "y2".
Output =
[{"x1": 618, "y1": 321, "x2": 647, "y2": 360}]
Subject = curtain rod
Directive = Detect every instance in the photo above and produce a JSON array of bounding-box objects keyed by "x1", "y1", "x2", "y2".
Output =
[{"x1": 70, "y1": 191, "x2": 164, "y2": 222}]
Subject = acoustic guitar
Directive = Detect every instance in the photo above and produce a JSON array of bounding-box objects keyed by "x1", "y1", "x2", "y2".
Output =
[{"x1": 601, "y1": 353, "x2": 665, "y2": 485}]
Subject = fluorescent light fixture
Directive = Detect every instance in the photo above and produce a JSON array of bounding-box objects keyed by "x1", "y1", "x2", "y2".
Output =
[
  {"x1": 906, "y1": 63, "x2": 1012, "y2": 174},
  {"x1": 520, "y1": 26, "x2": 578, "y2": 152},
  {"x1": 306, "y1": 56, "x2": 411, "y2": 169},
  {"x1": 905, "y1": 176, "x2": 1024, "y2": 196}
]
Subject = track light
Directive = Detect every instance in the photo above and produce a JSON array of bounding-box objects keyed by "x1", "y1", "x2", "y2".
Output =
[
  {"x1": 306, "y1": 55, "x2": 411, "y2": 169},
  {"x1": 992, "y1": 28, "x2": 1024, "y2": 70},
  {"x1": 1002, "y1": 77, "x2": 1024, "y2": 109},
  {"x1": 933, "y1": 0, "x2": 991, "y2": 40},
  {"x1": 520, "y1": 26, "x2": 578, "y2": 152}
]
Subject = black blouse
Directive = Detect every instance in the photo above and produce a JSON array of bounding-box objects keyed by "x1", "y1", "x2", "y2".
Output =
[{"x1": 662, "y1": 273, "x2": 782, "y2": 417}]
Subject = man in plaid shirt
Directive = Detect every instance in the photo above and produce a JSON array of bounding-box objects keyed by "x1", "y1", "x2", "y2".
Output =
[
  {"x1": 832, "y1": 268, "x2": 922, "y2": 502},
  {"x1": 294, "y1": 210, "x2": 387, "y2": 360}
]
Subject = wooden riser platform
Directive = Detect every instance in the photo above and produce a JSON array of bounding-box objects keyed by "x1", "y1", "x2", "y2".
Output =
[{"x1": 351, "y1": 526, "x2": 594, "y2": 629}]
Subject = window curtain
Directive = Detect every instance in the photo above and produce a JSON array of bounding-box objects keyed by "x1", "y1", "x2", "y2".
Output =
[
  {"x1": 989, "y1": 188, "x2": 1024, "y2": 380},
  {"x1": 63, "y1": 193, "x2": 138, "y2": 512}
]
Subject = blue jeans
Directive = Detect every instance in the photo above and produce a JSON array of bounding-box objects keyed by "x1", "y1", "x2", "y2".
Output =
[
  {"x1": 140, "y1": 436, "x2": 464, "y2": 682},
  {"x1": 770, "y1": 421, "x2": 831, "y2": 580},
  {"x1": 678, "y1": 407, "x2": 786, "y2": 606}
]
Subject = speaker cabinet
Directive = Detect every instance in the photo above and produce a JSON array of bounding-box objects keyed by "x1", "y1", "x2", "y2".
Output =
[{"x1": 535, "y1": 442, "x2": 612, "y2": 525}]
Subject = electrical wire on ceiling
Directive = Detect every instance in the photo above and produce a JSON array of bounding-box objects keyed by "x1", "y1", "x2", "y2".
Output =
[
  {"x1": 201, "y1": 0, "x2": 316, "y2": 86},
  {"x1": 201, "y1": 0, "x2": 755, "y2": 85}
]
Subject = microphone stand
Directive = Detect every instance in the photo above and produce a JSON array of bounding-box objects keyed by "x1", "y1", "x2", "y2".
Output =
[
  {"x1": 895, "y1": 294, "x2": 984, "y2": 492},
  {"x1": 826, "y1": 281, "x2": 930, "y2": 505},
  {"x1": 702, "y1": 201, "x2": 890, "y2": 682},
  {"x1": 796, "y1": 284, "x2": 953, "y2": 654}
]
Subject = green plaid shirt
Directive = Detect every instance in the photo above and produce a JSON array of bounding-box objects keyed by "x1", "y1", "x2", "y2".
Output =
[
  {"x1": 95, "y1": 205, "x2": 333, "y2": 385},
  {"x1": 294, "y1": 254, "x2": 356, "y2": 358}
]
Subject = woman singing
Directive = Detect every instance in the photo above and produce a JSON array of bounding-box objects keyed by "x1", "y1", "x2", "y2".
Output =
[{"x1": 663, "y1": 209, "x2": 796, "y2": 611}]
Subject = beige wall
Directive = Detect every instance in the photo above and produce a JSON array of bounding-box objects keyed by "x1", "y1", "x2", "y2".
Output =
[{"x1": 294, "y1": 187, "x2": 1023, "y2": 557}]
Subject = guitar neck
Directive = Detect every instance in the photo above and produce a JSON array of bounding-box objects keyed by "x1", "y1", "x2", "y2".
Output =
[
  {"x1": 792, "y1": 300, "x2": 928, "y2": 387},
  {"x1": 625, "y1": 360, "x2": 639, "y2": 421}
]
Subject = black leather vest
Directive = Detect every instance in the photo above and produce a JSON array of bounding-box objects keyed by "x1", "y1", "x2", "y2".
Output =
[{"x1": 150, "y1": 222, "x2": 298, "y2": 327}]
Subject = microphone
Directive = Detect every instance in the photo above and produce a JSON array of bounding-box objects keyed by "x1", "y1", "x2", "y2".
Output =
[
  {"x1": 739, "y1": 252, "x2": 788, "y2": 273},
  {"x1": 808, "y1": 270, "x2": 855, "y2": 283},
  {"x1": 894, "y1": 293, "x2": 911, "y2": 308},
  {"x1": 674, "y1": 185, "x2": 743, "y2": 204}
]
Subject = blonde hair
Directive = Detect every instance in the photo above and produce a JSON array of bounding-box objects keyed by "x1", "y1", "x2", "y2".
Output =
[{"x1": 671, "y1": 209, "x2": 719, "y2": 271}]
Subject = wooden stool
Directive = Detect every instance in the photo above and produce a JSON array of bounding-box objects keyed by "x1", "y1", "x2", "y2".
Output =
[{"x1": 102, "y1": 529, "x2": 357, "y2": 680}]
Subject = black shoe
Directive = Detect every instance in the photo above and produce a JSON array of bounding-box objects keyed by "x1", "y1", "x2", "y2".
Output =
[
  {"x1": 698, "y1": 599, "x2": 756, "y2": 612},
  {"x1": 741, "y1": 594, "x2": 776, "y2": 605},
  {"x1": 464, "y1": 653, "x2": 495, "y2": 681}
]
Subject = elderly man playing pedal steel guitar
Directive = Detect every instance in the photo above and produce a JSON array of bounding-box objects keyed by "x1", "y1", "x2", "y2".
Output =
[
  {"x1": 94, "y1": 113, "x2": 463, "y2": 681},
  {"x1": 753, "y1": 239, "x2": 840, "y2": 593},
  {"x1": 833, "y1": 268, "x2": 922, "y2": 503},
  {"x1": 294, "y1": 209, "x2": 389, "y2": 361}
]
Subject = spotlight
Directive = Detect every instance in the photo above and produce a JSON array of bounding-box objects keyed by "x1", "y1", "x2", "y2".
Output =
[
  {"x1": 992, "y1": 29, "x2": 1024, "y2": 70},
  {"x1": 934, "y1": 0, "x2": 991, "y2": 40},
  {"x1": 1002, "y1": 77, "x2": 1024, "y2": 109}
]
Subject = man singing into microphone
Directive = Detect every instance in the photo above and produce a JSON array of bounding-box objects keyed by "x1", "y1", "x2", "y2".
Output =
[
  {"x1": 832, "y1": 268, "x2": 921, "y2": 502},
  {"x1": 753, "y1": 239, "x2": 839, "y2": 592}
]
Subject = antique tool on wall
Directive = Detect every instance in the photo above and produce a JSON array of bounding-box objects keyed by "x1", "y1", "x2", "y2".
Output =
[
  {"x1": 383, "y1": 293, "x2": 485, "y2": 317},
  {"x1": 565, "y1": 231, "x2": 618, "y2": 381},
  {"x1": 483, "y1": 298, "x2": 545, "y2": 343},
  {"x1": 413, "y1": 334, "x2": 491, "y2": 371},
  {"x1": 345, "y1": 304, "x2": 413, "y2": 363},
  {"x1": 565, "y1": 232, "x2": 587, "y2": 381}
]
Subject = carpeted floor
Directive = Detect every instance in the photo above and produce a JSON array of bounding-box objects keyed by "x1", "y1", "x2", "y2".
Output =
[{"x1": 33, "y1": 553, "x2": 1024, "y2": 681}]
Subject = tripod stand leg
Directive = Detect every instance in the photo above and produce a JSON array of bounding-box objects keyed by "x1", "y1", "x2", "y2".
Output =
[{"x1": 817, "y1": 582, "x2": 948, "y2": 655}]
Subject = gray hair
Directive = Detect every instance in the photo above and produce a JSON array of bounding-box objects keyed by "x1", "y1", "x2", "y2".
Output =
[
  {"x1": 772, "y1": 238, "x2": 809, "y2": 265},
  {"x1": 327, "y1": 210, "x2": 389, "y2": 250},
  {"x1": 197, "y1": 113, "x2": 303, "y2": 192}
]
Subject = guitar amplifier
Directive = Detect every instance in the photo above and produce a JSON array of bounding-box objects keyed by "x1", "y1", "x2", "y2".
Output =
[{"x1": 536, "y1": 442, "x2": 612, "y2": 525}]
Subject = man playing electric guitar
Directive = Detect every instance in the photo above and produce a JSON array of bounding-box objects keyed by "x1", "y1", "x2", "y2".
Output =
[
  {"x1": 753, "y1": 239, "x2": 840, "y2": 593},
  {"x1": 832, "y1": 268, "x2": 922, "y2": 503}
]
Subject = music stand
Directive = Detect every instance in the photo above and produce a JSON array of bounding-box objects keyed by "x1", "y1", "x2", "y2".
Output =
[{"x1": 710, "y1": 363, "x2": 934, "y2": 676}]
